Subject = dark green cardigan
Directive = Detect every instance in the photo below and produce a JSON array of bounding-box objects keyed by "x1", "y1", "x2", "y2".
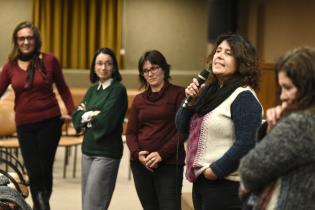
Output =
[{"x1": 72, "y1": 80, "x2": 128, "y2": 159}]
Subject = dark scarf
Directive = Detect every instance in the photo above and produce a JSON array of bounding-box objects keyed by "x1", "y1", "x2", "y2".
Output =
[
  {"x1": 144, "y1": 82, "x2": 170, "y2": 102},
  {"x1": 194, "y1": 76, "x2": 243, "y2": 116},
  {"x1": 18, "y1": 50, "x2": 37, "y2": 61},
  {"x1": 19, "y1": 51, "x2": 47, "y2": 89}
]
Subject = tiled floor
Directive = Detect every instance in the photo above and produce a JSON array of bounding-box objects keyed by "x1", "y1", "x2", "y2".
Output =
[{"x1": 24, "y1": 144, "x2": 193, "y2": 210}]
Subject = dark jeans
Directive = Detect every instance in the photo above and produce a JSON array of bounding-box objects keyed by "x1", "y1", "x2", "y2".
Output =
[
  {"x1": 130, "y1": 161, "x2": 183, "y2": 210},
  {"x1": 17, "y1": 116, "x2": 62, "y2": 197},
  {"x1": 192, "y1": 175, "x2": 241, "y2": 210}
]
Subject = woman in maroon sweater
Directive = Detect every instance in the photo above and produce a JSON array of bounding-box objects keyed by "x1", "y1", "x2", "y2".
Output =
[
  {"x1": 0, "y1": 21, "x2": 74, "y2": 210},
  {"x1": 126, "y1": 50, "x2": 186, "y2": 210}
]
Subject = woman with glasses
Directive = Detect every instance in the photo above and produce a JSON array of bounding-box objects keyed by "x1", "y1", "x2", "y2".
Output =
[
  {"x1": 72, "y1": 48, "x2": 128, "y2": 210},
  {"x1": 0, "y1": 21, "x2": 75, "y2": 210},
  {"x1": 126, "y1": 50, "x2": 186, "y2": 210}
]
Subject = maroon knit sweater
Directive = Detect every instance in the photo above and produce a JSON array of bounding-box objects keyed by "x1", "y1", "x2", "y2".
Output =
[
  {"x1": 126, "y1": 83, "x2": 186, "y2": 165},
  {"x1": 0, "y1": 53, "x2": 74, "y2": 126}
]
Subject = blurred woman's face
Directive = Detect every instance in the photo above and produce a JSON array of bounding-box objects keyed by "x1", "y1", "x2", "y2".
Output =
[
  {"x1": 212, "y1": 40, "x2": 237, "y2": 84},
  {"x1": 278, "y1": 71, "x2": 298, "y2": 106},
  {"x1": 95, "y1": 53, "x2": 113, "y2": 82},
  {"x1": 17, "y1": 28, "x2": 35, "y2": 55},
  {"x1": 142, "y1": 60, "x2": 165, "y2": 92}
]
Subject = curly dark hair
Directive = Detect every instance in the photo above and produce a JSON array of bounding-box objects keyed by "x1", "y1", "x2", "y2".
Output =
[
  {"x1": 275, "y1": 47, "x2": 315, "y2": 111},
  {"x1": 207, "y1": 33, "x2": 260, "y2": 91},
  {"x1": 89, "y1": 48, "x2": 122, "y2": 83},
  {"x1": 137, "y1": 50, "x2": 171, "y2": 90}
]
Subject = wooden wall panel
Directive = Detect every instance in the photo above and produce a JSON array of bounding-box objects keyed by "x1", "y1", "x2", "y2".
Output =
[{"x1": 257, "y1": 63, "x2": 277, "y2": 113}]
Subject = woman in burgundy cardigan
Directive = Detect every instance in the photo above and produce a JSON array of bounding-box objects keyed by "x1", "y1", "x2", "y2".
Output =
[
  {"x1": 0, "y1": 21, "x2": 74, "y2": 210},
  {"x1": 126, "y1": 50, "x2": 186, "y2": 210}
]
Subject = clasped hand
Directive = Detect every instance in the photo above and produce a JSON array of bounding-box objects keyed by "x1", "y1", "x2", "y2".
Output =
[{"x1": 138, "y1": 151, "x2": 162, "y2": 172}]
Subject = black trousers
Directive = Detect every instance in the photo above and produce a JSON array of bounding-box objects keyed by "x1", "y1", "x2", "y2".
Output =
[
  {"x1": 17, "y1": 116, "x2": 62, "y2": 197},
  {"x1": 192, "y1": 175, "x2": 241, "y2": 210},
  {"x1": 131, "y1": 161, "x2": 184, "y2": 210}
]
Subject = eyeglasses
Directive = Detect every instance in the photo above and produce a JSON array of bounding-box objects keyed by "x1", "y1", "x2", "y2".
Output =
[
  {"x1": 17, "y1": 36, "x2": 35, "y2": 42},
  {"x1": 95, "y1": 61, "x2": 113, "y2": 67},
  {"x1": 142, "y1": 66, "x2": 160, "y2": 76}
]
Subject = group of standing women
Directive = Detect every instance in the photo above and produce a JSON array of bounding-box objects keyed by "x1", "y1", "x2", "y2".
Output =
[{"x1": 1, "y1": 20, "x2": 315, "y2": 210}]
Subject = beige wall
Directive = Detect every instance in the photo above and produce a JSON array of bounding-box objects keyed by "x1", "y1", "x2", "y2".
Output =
[
  {"x1": 260, "y1": 0, "x2": 315, "y2": 63},
  {"x1": 124, "y1": 0, "x2": 208, "y2": 71},
  {"x1": 0, "y1": 0, "x2": 32, "y2": 67},
  {"x1": 242, "y1": 0, "x2": 315, "y2": 63}
]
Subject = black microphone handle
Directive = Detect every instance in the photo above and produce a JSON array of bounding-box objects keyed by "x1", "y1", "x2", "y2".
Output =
[
  {"x1": 182, "y1": 96, "x2": 193, "y2": 108},
  {"x1": 182, "y1": 78, "x2": 204, "y2": 108},
  {"x1": 182, "y1": 69, "x2": 209, "y2": 108}
]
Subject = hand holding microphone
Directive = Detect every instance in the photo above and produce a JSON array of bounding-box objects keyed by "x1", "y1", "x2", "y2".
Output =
[{"x1": 183, "y1": 69, "x2": 209, "y2": 108}]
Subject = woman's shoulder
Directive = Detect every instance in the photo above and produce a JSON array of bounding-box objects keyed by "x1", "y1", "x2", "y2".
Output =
[
  {"x1": 83, "y1": 84, "x2": 98, "y2": 96},
  {"x1": 167, "y1": 83, "x2": 185, "y2": 98},
  {"x1": 234, "y1": 86, "x2": 256, "y2": 95},
  {"x1": 1, "y1": 62, "x2": 20, "y2": 76},
  {"x1": 131, "y1": 90, "x2": 148, "y2": 105},
  {"x1": 40, "y1": 52, "x2": 58, "y2": 61},
  {"x1": 231, "y1": 89, "x2": 263, "y2": 116},
  {"x1": 234, "y1": 86, "x2": 261, "y2": 104},
  {"x1": 40, "y1": 52, "x2": 60, "y2": 67},
  {"x1": 1, "y1": 62, "x2": 14, "y2": 71},
  {"x1": 133, "y1": 90, "x2": 145, "y2": 99},
  {"x1": 230, "y1": 87, "x2": 260, "y2": 104},
  {"x1": 110, "y1": 81, "x2": 127, "y2": 94},
  {"x1": 111, "y1": 80, "x2": 126, "y2": 88},
  {"x1": 234, "y1": 90, "x2": 259, "y2": 102},
  {"x1": 88, "y1": 83, "x2": 99, "y2": 90},
  {"x1": 283, "y1": 111, "x2": 315, "y2": 126},
  {"x1": 270, "y1": 111, "x2": 315, "y2": 143}
]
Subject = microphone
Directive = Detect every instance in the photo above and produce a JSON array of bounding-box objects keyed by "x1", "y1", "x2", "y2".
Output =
[{"x1": 182, "y1": 69, "x2": 209, "y2": 108}]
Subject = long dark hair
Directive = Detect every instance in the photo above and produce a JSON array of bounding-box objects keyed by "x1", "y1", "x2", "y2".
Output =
[
  {"x1": 9, "y1": 21, "x2": 46, "y2": 89},
  {"x1": 9, "y1": 21, "x2": 42, "y2": 62},
  {"x1": 275, "y1": 47, "x2": 315, "y2": 112},
  {"x1": 194, "y1": 33, "x2": 260, "y2": 115},
  {"x1": 137, "y1": 50, "x2": 171, "y2": 90},
  {"x1": 89, "y1": 48, "x2": 122, "y2": 83}
]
